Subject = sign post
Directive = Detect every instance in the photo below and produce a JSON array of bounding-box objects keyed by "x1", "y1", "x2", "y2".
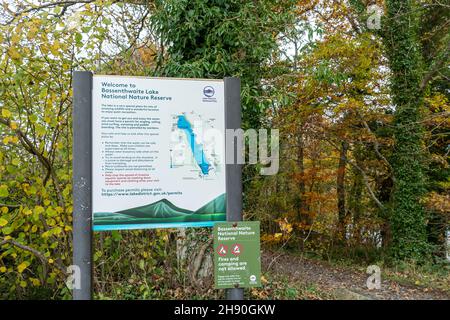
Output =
[
  {"x1": 224, "y1": 77, "x2": 244, "y2": 300},
  {"x1": 72, "y1": 71, "x2": 93, "y2": 300}
]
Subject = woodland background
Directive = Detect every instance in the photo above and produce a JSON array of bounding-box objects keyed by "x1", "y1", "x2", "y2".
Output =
[{"x1": 0, "y1": 0, "x2": 448, "y2": 299}]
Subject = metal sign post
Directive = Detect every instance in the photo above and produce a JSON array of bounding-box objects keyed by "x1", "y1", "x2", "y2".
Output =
[
  {"x1": 72, "y1": 71, "x2": 93, "y2": 300},
  {"x1": 224, "y1": 77, "x2": 244, "y2": 300}
]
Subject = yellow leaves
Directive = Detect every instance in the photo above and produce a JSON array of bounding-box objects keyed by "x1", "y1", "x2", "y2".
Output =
[
  {"x1": 0, "y1": 266, "x2": 6, "y2": 273},
  {"x1": 34, "y1": 206, "x2": 45, "y2": 215},
  {"x1": 262, "y1": 218, "x2": 294, "y2": 244},
  {"x1": 31, "y1": 278, "x2": 40, "y2": 286},
  {"x1": 2, "y1": 136, "x2": 18, "y2": 144},
  {"x1": 7, "y1": 46, "x2": 21, "y2": 61},
  {"x1": 261, "y1": 275, "x2": 268, "y2": 284},
  {"x1": 19, "y1": 280, "x2": 27, "y2": 288},
  {"x1": 42, "y1": 226, "x2": 62, "y2": 239},
  {"x1": 26, "y1": 19, "x2": 42, "y2": 40},
  {"x1": 41, "y1": 231, "x2": 50, "y2": 239},
  {"x1": 423, "y1": 191, "x2": 450, "y2": 214},
  {"x1": 48, "y1": 258, "x2": 54, "y2": 264},
  {"x1": 39, "y1": 44, "x2": 49, "y2": 55},
  {"x1": 0, "y1": 218, "x2": 8, "y2": 227},
  {"x1": 1, "y1": 207, "x2": 8, "y2": 214},
  {"x1": 10, "y1": 33, "x2": 20, "y2": 44},
  {"x1": 27, "y1": 25, "x2": 39, "y2": 39},
  {"x1": 23, "y1": 208, "x2": 32, "y2": 216},
  {"x1": 50, "y1": 41, "x2": 61, "y2": 56},
  {"x1": 1, "y1": 108, "x2": 11, "y2": 118},
  {"x1": 251, "y1": 287, "x2": 269, "y2": 299},
  {"x1": 10, "y1": 121, "x2": 18, "y2": 130},
  {"x1": 17, "y1": 261, "x2": 29, "y2": 273},
  {"x1": 31, "y1": 225, "x2": 38, "y2": 233},
  {"x1": 425, "y1": 92, "x2": 448, "y2": 112},
  {"x1": 53, "y1": 227, "x2": 62, "y2": 235},
  {"x1": 64, "y1": 225, "x2": 72, "y2": 232},
  {"x1": 278, "y1": 217, "x2": 293, "y2": 234}
]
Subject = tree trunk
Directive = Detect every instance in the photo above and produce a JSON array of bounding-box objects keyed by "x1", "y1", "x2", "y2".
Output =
[
  {"x1": 383, "y1": 0, "x2": 429, "y2": 260},
  {"x1": 349, "y1": 143, "x2": 364, "y2": 243},
  {"x1": 297, "y1": 127, "x2": 309, "y2": 225},
  {"x1": 337, "y1": 140, "x2": 349, "y2": 240}
]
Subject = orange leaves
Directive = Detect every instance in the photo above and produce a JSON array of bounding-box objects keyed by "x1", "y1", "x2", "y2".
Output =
[{"x1": 423, "y1": 192, "x2": 450, "y2": 214}]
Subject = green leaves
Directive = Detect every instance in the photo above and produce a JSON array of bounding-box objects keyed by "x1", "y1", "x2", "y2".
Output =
[
  {"x1": 151, "y1": 0, "x2": 295, "y2": 128},
  {"x1": 1, "y1": 109, "x2": 12, "y2": 118},
  {"x1": 28, "y1": 114, "x2": 38, "y2": 123},
  {"x1": 0, "y1": 185, "x2": 9, "y2": 198},
  {"x1": 0, "y1": 217, "x2": 8, "y2": 227}
]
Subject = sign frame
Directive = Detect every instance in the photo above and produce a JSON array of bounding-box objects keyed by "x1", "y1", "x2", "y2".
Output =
[
  {"x1": 72, "y1": 72, "x2": 243, "y2": 300},
  {"x1": 90, "y1": 75, "x2": 227, "y2": 231}
]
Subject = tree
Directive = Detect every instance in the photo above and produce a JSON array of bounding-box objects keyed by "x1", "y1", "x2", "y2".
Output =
[
  {"x1": 149, "y1": 0, "x2": 296, "y2": 286},
  {"x1": 382, "y1": 0, "x2": 430, "y2": 260}
]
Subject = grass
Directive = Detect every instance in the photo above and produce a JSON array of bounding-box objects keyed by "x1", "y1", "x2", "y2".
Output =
[
  {"x1": 248, "y1": 272, "x2": 335, "y2": 300},
  {"x1": 381, "y1": 260, "x2": 450, "y2": 293}
]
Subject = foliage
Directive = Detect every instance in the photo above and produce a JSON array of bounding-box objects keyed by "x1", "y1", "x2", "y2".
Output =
[
  {"x1": 0, "y1": 0, "x2": 448, "y2": 300},
  {"x1": 151, "y1": 0, "x2": 296, "y2": 128}
]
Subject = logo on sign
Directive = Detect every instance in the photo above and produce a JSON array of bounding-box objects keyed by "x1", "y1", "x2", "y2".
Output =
[
  {"x1": 202, "y1": 86, "x2": 217, "y2": 103},
  {"x1": 203, "y1": 86, "x2": 215, "y2": 97},
  {"x1": 216, "y1": 244, "x2": 228, "y2": 257},
  {"x1": 231, "y1": 244, "x2": 242, "y2": 256}
]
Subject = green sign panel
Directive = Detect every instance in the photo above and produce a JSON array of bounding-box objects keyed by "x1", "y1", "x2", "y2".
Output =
[{"x1": 213, "y1": 221, "x2": 261, "y2": 289}]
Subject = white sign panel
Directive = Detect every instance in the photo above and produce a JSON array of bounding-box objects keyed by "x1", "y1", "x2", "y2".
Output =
[{"x1": 91, "y1": 75, "x2": 226, "y2": 231}]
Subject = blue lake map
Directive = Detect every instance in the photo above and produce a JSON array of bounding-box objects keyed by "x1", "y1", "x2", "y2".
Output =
[{"x1": 176, "y1": 115, "x2": 211, "y2": 175}]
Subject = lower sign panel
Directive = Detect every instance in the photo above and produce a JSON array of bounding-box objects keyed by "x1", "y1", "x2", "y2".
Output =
[{"x1": 213, "y1": 221, "x2": 261, "y2": 289}]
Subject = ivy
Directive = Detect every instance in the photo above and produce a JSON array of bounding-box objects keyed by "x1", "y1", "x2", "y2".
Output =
[{"x1": 383, "y1": 0, "x2": 430, "y2": 261}]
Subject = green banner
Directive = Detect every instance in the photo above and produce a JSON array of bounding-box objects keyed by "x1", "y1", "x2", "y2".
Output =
[{"x1": 213, "y1": 221, "x2": 261, "y2": 289}]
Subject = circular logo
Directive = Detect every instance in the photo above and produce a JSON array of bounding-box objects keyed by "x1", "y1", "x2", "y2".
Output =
[
  {"x1": 203, "y1": 86, "x2": 215, "y2": 98},
  {"x1": 250, "y1": 275, "x2": 257, "y2": 282}
]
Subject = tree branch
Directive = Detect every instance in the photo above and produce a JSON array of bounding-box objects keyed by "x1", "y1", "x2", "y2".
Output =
[
  {"x1": 0, "y1": 238, "x2": 48, "y2": 278},
  {"x1": 420, "y1": 36, "x2": 450, "y2": 90}
]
